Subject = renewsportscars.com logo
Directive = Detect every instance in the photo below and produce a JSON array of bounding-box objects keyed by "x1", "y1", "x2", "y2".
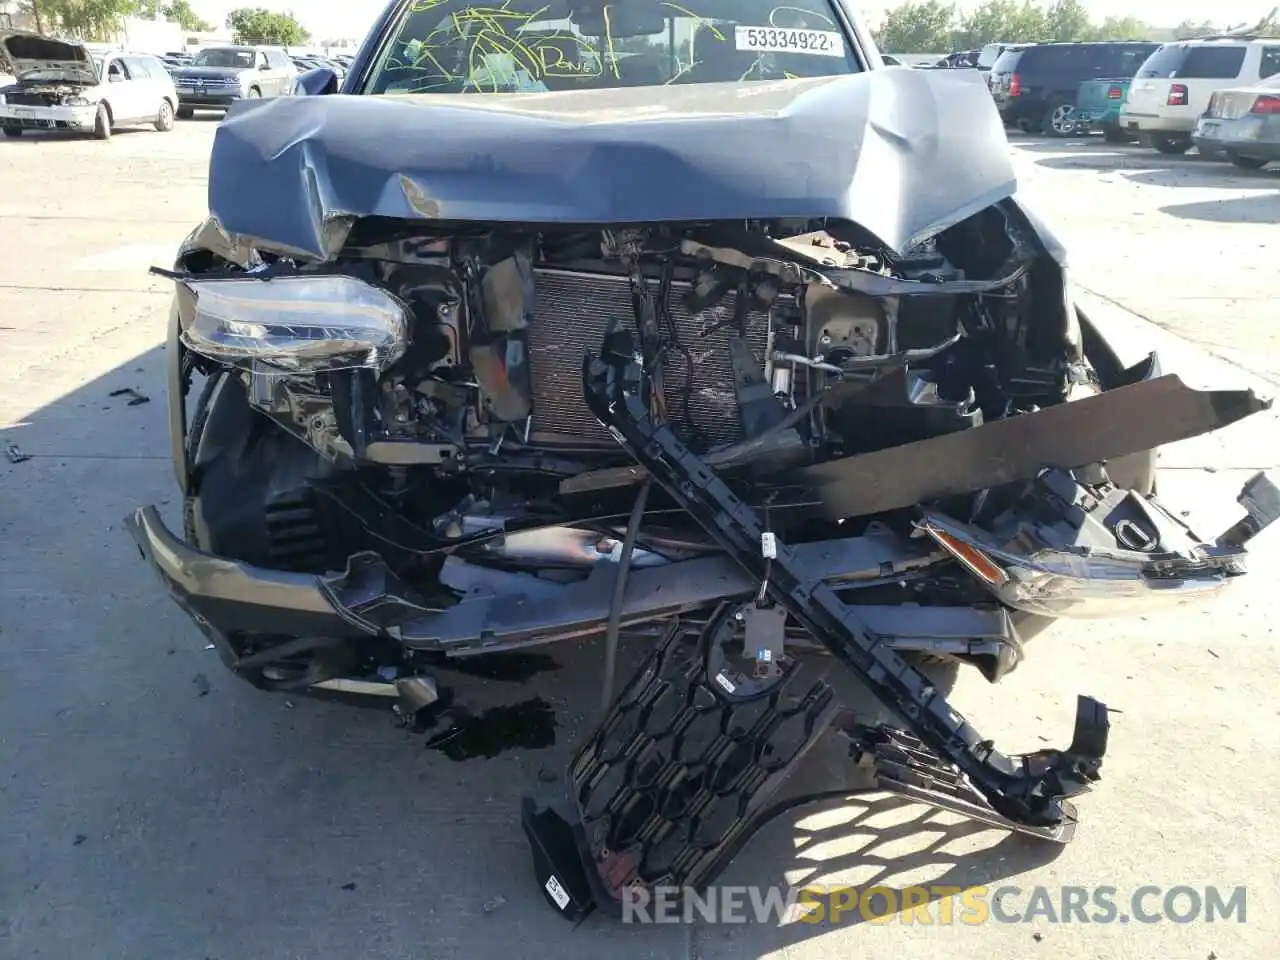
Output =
[{"x1": 621, "y1": 884, "x2": 1249, "y2": 926}]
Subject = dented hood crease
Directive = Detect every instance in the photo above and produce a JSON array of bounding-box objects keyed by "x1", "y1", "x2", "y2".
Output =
[{"x1": 206, "y1": 70, "x2": 1017, "y2": 261}]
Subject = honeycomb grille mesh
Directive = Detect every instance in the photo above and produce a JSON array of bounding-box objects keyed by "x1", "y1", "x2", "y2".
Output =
[{"x1": 526, "y1": 269, "x2": 775, "y2": 448}]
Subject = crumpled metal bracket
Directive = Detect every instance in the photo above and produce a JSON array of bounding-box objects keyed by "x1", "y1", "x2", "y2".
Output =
[{"x1": 581, "y1": 336, "x2": 1109, "y2": 830}]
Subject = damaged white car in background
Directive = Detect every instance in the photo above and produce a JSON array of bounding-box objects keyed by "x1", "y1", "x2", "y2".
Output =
[{"x1": 0, "y1": 30, "x2": 178, "y2": 140}]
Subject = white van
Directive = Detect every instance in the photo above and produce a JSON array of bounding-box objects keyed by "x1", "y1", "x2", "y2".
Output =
[{"x1": 1121, "y1": 36, "x2": 1280, "y2": 153}]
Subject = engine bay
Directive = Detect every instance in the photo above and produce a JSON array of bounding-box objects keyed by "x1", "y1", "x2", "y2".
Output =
[{"x1": 176, "y1": 206, "x2": 1089, "y2": 572}]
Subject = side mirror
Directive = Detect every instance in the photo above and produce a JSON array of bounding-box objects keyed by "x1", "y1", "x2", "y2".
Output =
[
  {"x1": 294, "y1": 67, "x2": 339, "y2": 96},
  {"x1": 259, "y1": 62, "x2": 271, "y2": 71}
]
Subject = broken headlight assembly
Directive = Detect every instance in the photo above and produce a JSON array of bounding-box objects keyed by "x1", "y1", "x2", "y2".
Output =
[
  {"x1": 179, "y1": 274, "x2": 410, "y2": 373},
  {"x1": 916, "y1": 465, "x2": 1274, "y2": 619}
]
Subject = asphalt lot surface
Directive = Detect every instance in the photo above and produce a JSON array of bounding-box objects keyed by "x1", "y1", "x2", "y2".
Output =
[{"x1": 1, "y1": 119, "x2": 1278, "y2": 960}]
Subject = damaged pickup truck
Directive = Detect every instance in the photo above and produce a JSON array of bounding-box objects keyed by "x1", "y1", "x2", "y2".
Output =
[{"x1": 128, "y1": 0, "x2": 1277, "y2": 920}]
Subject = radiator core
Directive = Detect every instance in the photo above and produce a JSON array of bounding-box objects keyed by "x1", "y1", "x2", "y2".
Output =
[{"x1": 526, "y1": 269, "x2": 777, "y2": 449}]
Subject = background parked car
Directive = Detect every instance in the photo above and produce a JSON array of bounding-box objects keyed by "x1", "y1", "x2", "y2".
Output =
[
  {"x1": 1074, "y1": 77, "x2": 1138, "y2": 141},
  {"x1": 169, "y1": 46, "x2": 296, "y2": 119},
  {"x1": 935, "y1": 50, "x2": 979, "y2": 68},
  {"x1": 0, "y1": 33, "x2": 177, "y2": 140},
  {"x1": 990, "y1": 41, "x2": 1161, "y2": 136},
  {"x1": 293, "y1": 55, "x2": 348, "y2": 84},
  {"x1": 1122, "y1": 36, "x2": 1280, "y2": 154},
  {"x1": 1193, "y1": 73, "x2": 1280, "y2": 168}
]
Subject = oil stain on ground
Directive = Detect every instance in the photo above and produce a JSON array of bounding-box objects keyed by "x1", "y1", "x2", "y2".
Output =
[
  {"x1": 424, "y1": 696, "x2": 557, "y2": 760},
  {"x1": 432, "y1": 651, "x2": 561, "y2": 683}
]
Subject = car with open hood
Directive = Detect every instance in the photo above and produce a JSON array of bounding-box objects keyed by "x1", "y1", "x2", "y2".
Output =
[
  {"x1": 128, "y1": 0, "x2": 1277, "y2": 920},
  {"x1": 0, "y1": 31, "x2": 178, "y2": 139},
  {"x1": 169, "y1": 45, "x2": 295, "y2": 118}
]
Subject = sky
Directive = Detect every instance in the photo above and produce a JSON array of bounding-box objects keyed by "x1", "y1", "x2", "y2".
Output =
[{"x1": 186, "y1": 1, "x2": 1278, "y2": 43}]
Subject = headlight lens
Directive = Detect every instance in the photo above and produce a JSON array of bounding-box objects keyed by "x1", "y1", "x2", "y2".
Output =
[
  {"x1": 64, "y1": 96, "x2": 92, "y2": 107},
  {"x1": 180, "y1": 274, "x2": 410, "y2": 373}
]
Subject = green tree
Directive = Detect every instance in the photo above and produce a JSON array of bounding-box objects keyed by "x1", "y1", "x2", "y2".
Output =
[
  {"x1": 957, "y1": 1, "x2": 1048, "y2": 47},
  {"x1": 136, "y1": 0, "x2": 214, "y2": 30},
  {"x1": 1089, "y1": 15, "x2": 1151, "y2": 40},
  {"x1": 874, "y1": 1, "x2": 957, "y2": 54},
  {"x1": 1043, "y1": 0, "x2": 1091, "y2": 41},
  {"x1": 19, "y1": 0, "x2": 139, "y2": 39},
  {"x1": 1172, "y1": 18, "x2": 1220, "y2": 39},
  {"x1": 163, "y1": 1, "x2": 213, "y2": 31},
  {"x1": 226, "y1": 7, "x2": 311, "y2": 45}
]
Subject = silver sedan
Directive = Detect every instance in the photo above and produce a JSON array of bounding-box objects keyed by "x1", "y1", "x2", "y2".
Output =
[{"x1": 1193, "y1": 75, "x2": 1280, "y2": 170}]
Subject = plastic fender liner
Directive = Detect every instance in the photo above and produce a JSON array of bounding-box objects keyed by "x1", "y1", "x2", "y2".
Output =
[{"x1": 801, "y1": 373, "x2": 1270, "y2": 519}]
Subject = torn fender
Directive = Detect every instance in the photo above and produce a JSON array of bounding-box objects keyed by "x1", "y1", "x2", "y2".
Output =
[{"x1": 803, "y1": 373, "x2": 1270, "y2": 519}]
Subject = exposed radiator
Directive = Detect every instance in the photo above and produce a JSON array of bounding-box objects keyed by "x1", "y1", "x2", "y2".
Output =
[{"x1": 526, "y1": 269, "x2": 779, "y2": 449}]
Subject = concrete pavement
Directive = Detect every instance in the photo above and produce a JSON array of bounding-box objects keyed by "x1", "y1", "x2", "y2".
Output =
[{"x1": 1, "y1": 123, "x2": 1277, "y2": 960}]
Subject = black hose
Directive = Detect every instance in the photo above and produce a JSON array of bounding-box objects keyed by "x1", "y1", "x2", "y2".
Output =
[{"x1": 599, "y1": 478, "x2": 652, "y2": 719}]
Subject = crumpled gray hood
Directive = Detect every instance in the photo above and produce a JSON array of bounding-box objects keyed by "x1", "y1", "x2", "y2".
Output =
[{"x1": 207, "y1": 68, "x2": 1016, "y2": 260}]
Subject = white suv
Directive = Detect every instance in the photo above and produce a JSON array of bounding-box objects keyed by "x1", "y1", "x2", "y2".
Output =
[
  {"x1": 0, "y1": 33, "x2": 179, "y2": 140},
  {"x1": 1120, "y1": 36, "x2": 1280, "y2": 154}
]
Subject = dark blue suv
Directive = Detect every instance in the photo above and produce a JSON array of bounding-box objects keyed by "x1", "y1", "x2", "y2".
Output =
[{"x1": 990, "y1": 41, "x2": 1161, "y2": 135}]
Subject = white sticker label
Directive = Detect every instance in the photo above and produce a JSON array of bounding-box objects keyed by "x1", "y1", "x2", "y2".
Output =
[
  {"x1": 734, "y1": 26, "x2": 845, "y2": 58},
  {"x1": 761, "y1": 532, "x2": 777, "y2": 559},
  {"x1": 545, "y1": 874, "x2": 571, "y2": 910},
  {"x1": 715, "y1": 671, "x2": 737, "y2": 694}
]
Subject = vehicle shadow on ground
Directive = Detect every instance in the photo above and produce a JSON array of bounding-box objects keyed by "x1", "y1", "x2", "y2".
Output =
[
  {"x1": 1121, "y1": 165, "x2": 1280, "y2": 189},
  {"x1": 1033, "y1": 151, "x2": 1210, "y2": 172},
  {"x1": 0, "y1": 345, "x2": 1064, "y2": 958},
  {"x1": 1159, "y1": 192, "x2": 1280, "y2": 223},
  {"x1": 1006, "y1": 132, "x2": 1155, "y2": 153},
  {"x1": 1007, "y1": 134, "x2": 1123, "y2": 152},
  {"x1": 0, "y1": 126, "x2": 166, "y2": 146}
]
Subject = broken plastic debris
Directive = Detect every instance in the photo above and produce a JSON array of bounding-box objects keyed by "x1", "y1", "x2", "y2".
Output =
[
  {"x1": 5, "y1": 442, "x2": 31, "y2": 464},
  {"x1": 109, "y1": 387, "x2": 151, "y2": 406},
  {"x1": 481, "y1": 895, "x2": 507, "y2": 914}
]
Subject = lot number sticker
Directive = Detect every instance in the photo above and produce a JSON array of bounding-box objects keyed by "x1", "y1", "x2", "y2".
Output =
[
  {"x1": 545, "y1": 874, "x2": 571, "y2": 910},
  {"x1": 735, "y1": 26, "x2": 845, "y2": 58}
]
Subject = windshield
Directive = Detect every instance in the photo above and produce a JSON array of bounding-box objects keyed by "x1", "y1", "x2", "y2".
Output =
[
  {"x1": 977, "y1": 44, "x2": 1004, "y2": 69},
  {"x1": 193, "y1": 48, "x2": 255, "y2": 69},
  {"x1": 1137, "y1": 43, "x2": 1247, "y2": 80},
  {"x1": 363, "y1": 0, "x2": 861, "y2": 95},
  {"x1": 989, "y1": 49, "x2": 1021, "y2": 74}
]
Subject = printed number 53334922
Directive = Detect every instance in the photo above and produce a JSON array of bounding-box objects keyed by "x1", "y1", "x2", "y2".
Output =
[{"x1": 733, "y1": 26, "x2": 846, "y2": 58}]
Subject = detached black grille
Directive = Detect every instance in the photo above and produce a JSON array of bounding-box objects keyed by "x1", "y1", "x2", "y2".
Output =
[{"x1": 526, "y1": 269, "x2": 780, "y2": 449}]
